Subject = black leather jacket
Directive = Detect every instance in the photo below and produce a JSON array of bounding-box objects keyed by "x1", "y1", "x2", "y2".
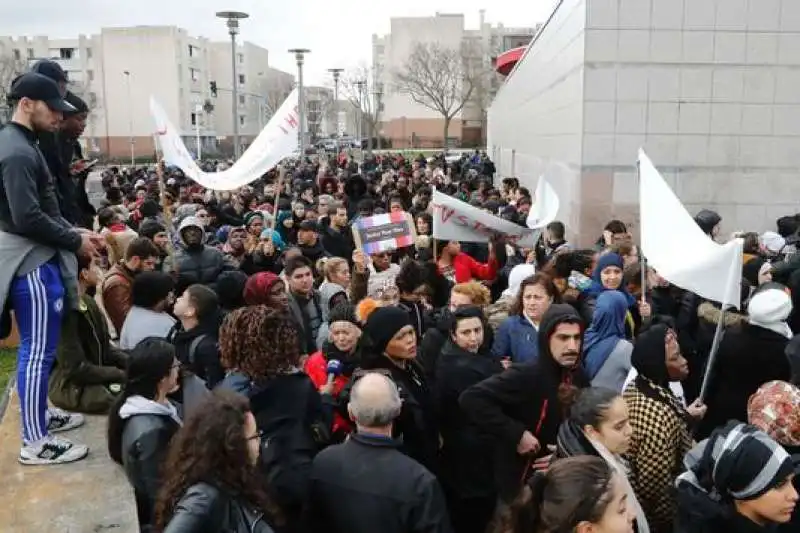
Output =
[
  {"x1": 163, "y1": 482, "x2": 274, "y2": 533},
  {"x1": 121, "y1": 412, "x2": 181, "y2": 530}
]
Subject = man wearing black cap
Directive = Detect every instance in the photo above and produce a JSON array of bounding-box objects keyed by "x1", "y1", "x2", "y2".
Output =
[
  {"x1": 0, "y1": 72, "x2": 100, "y2": 465},
  {"x1": 32, "y1": 60, "x2": 94, "y2": 229}
]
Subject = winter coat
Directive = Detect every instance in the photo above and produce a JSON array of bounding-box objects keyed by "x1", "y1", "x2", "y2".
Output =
[
  {"x1": 419, "y1": 309, "x2": 494, "y2": 384},
  {"x1": 119, "y1": 396, "x2": 182, "y2": 531},
  {"x1": 169, "y1": 320, "x2": 223, "y2": 388},
  {"x1": 449, "y1": 251, "x2": 499, "y2": 284},
  {"x1": 162, "y1": 482, "x2": 274, "y2": 533},
  {"x1": 492, "y1": 315, "x2": 539, "y2": 363},
  {"x1": 306, "y1": 433, "x2": 452, "y2": 533},
  {"x1": 166, "y1": 217, "x2": 234, "y2": 293},
  {"x1": 460, "y1": 304, "x2": 589, "y2": 501},
  {"x1": 321, "y1": 225, "x2": 355, "y2": 261},
  {"x1": 435, "y1": 340, "x2": 503, "y2": 499},
  {"x1": 303, "y1": 343, "x2": 359, "y2": 441},
  {"x1": 697, "y1": 322, "x2": 792, "y2": 440},
  {"x1": 49, "y1": 294, "x2": 127, "y2": 414},
  {"x1": 100, "y1": 262, "x2": 136, "y2": 335}
]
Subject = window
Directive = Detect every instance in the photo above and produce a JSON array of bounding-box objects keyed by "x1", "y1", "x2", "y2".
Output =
[
  {"x1": 239, "y1": 115, "x2": 245, "y2": 126},
  {"x1": 12, "y1": 49, "x2": 20, "y2": 60},
  {"x1": 59, "y1": 48, "x2": 75, "y2": 60},
  {"x1": 190, "y1": 68, "x2": 200, "y2": 82},
  {"x1": 191, "y1": 113, "x2": 197, "y2": 126},
  {"x1": 87, "y1": 70, "x2": 94, "y2": 82},
  {"x1": 26, "y1": 48, "x2": 34, "y2": 59},
  {"x1": 237, "y1": 53, "x2": 244, "y2": 64},
  {"x1": 188, "y1": 44, "x2": 196, "y2": 57},
  {"x1": 238, "y1": 94, "x2": 246, "y2": 105},
  {"x1": 86, "y1": 47, "x2": 92, "y2": 59},
  {"x1": 238, "y1": 74, "x2": 245, "y2": 85}
]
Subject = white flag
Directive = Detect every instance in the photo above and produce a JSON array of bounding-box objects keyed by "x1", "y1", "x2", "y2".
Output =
[
  {"x1": 638, "y1": 149, "x2": 743, "y2": 308},
  {"x1": 526, "y1": 174, "x2": 560, "y2": 229},
  {"x1": 150, "y1": 89, "x2": 299, "y2": 191}
]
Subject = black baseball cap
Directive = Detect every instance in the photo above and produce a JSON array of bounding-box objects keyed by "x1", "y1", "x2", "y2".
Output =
[
  {"x1": 9, "y1": 73, "x2": 76, "y2": 113},
  {"x1": 30, "y1": 59, "x2": 68, "y2": 83}
]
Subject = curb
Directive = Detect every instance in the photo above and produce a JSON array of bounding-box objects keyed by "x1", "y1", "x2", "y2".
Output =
[{"x1": 0, "y1": 376, "x2": 13, "y2": 424}]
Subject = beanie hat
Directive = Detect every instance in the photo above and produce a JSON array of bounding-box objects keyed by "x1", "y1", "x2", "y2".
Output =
[
  {"x1": 677, "y1": 422, "x2": 794, "y2": 502},
  {"x1": 365, "y1": 306, "x2": 411, "y2": 354},
  {"x1": 328, "y1": 303, "x2": 360, "y2": 327},
  {"x1": 747, "y1": 288, "x2": 792, "y2": 331},
  {"x1": 243, "y1": 272, "x2": 282, "y2": 306}
]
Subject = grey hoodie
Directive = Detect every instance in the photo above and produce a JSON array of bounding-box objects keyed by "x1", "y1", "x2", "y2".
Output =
[{"x1": 119, "y1": 395, "x2": 182, "y2": 426}]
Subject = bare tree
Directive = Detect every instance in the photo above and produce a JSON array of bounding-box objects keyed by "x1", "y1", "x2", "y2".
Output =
[
  {"x1": 393, "y1": 42, "x2": 485, "y2": 147},
  {"x1": 261, "y1": 75, "x2": 295, "y2": 120},
  {"x1": 0, "y1": 49, "x2": 27, "y2": 122},
  {"x1": 341, "y1": 64, "x2": 384, "y2": 150}
]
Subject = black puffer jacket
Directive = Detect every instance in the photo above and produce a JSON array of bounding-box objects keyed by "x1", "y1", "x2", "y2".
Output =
[
  {"x1": 119, "y1": 401, "x2": 181, "y2": 531},
  {"x1": 168, "y1": 216, "x2": 234, "y2": 293},
  {"x1": 162, "y1": 482, "x2": 274, "y2": 533},
  {"x1": 460, "y1": 304, "x2": 589, "y2": 501}
]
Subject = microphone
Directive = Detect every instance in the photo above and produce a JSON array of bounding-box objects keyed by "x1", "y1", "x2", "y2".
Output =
[{"x1": 325, "y1": 359, "x2": 343, "y2": 389}]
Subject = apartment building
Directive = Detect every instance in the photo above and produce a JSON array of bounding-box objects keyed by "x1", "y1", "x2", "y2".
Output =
[
  {"x1": 0, "y1": 26, "x2": 293, "y2": 159},
  {"x1": 372, "y1": 11, "x2": 538, "y2": 148}
]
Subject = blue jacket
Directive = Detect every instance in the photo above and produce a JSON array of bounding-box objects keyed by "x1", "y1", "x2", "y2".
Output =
[{"x1": 492, "y1": 315, "x2": 539, "y2": 363}]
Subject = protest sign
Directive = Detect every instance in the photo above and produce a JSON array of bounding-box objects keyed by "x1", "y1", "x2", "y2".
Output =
[
  {"x1": 150, "y1": 88, "x2": 299, "y2": 191},
  {"x1": 526, "y1": 174, "x2": 560, "y2": 229},
  {"x1": 432, "y1": 190, "x2": 541, "y2": 247},
  {"x1": 352, "y1": 212, "x2": 417, "y2": 254}
]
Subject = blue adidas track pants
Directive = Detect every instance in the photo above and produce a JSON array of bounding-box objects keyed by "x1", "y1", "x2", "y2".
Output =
[{"x1": 10, "y1": 259, "x2": 65, "y2": 445}]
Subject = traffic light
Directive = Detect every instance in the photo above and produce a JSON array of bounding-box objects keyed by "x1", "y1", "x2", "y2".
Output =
[{"x1": 210, "y1": 81, "x2": 217, "y2": 97}]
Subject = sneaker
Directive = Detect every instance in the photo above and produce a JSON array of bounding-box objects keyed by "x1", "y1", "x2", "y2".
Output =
[
  {"x1": 19, "y1": 436, "x2": 89, "y2": 465},
  {"x1": 46, "y1": 409, "x2": 85, "y2": 434}
]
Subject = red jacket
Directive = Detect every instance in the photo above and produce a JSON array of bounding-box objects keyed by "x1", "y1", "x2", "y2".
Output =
[
  {"x1": 303, "y1": 351, "x2": 352, "y2": 437},
  {"x1": 452, "y1": 251, "x2": 498, "y2": 283}
]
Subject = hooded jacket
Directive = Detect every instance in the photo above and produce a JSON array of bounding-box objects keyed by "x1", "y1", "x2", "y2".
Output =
[
  {"x1": 167, "y1": 216, "x2": 233, "y2": 293},
  {"x1": 460, "y1": 304, "x2": 588, "y2": 500}
]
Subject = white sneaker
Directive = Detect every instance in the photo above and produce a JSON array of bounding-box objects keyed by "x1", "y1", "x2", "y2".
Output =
[
  {"x1": 46, "y1": 408, "x2": 85, "y2": 434},
  {"x1": 19, "y1": 436, "x2": 89, "y2": 465}
]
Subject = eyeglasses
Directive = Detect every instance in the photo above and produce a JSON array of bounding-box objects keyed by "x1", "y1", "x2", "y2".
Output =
[{"x1": 247, "y1": 429, "x2": 264, "y2": 441}]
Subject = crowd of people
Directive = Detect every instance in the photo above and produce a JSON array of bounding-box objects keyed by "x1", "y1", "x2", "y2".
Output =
[{"x1": 0, "y1": 59, "x2": 798, "y2": 533}]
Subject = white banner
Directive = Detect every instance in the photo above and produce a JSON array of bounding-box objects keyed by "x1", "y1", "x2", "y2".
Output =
[
  {"x1": 150, "y1": 88, "x2": 299, "y2": 191},
  {"x1": 526, "y1": 174, "x2": 560, "y2": 229},
  {"x1": 432, "y1": 189, "x2": 541, "y2": 247},
  {"x1": 639, "y1": 149, "x2": 743, "y2": 308}
]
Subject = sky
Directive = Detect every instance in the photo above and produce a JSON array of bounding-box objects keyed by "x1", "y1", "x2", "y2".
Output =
[{"x1": 0, "y1": 0, "x2": 559, "y2": 84}]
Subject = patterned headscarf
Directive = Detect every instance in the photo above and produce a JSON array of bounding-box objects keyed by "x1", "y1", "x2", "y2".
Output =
[{"x1": 747, "y1": 380, "x2": 800, "y2": 446}]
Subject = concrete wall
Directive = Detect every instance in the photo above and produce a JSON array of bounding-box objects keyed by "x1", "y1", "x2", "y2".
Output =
[{"x1": 489, "y1": 0, "x2": 800, "y2": 244}]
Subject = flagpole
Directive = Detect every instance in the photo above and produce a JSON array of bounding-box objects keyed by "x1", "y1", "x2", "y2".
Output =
[
  {"x1": 269, "y1": 164, "x2": 286, "y2": 230},
  {"x1": 697, "y1": 241, "x2": 741, "y2": 403}
]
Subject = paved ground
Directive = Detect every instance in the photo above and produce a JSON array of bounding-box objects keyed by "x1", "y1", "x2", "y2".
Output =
[{"x1": 0, "y1": 387, "x2": 138, "y2": 533}]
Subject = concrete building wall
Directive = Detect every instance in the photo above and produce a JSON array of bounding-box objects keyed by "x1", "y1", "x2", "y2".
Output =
[{"x1": 489, "y1": 0, "x2": 800, "y2": 243}]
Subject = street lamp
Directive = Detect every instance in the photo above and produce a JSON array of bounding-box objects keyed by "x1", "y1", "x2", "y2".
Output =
[
  {"x1": 328, "y1": 68, "x2": 343, "y2": 154},
  {"x1": 122, "y1": 70, "x2": 134, "y2": 166},
  {"x1": 372, "y1": 89, "x2": 383, "y2": 151},
  {"x1": 354, "y1": 79, "x2": 366, "y2": 148},
  {"x1": 216, "y1": 10, "x2": 249, "y2": 159},
  {"x1": 289, "y1": 49, "x2": 310, "y2": 151}
]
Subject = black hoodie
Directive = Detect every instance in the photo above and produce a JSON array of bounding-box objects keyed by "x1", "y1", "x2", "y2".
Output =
[{"x1": 460, "y1": 304, "x2": 588, "y2": 500}]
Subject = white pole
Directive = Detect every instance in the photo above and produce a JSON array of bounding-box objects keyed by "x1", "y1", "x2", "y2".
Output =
[{"x1": 195, "y1": 104, "x2": 202, "y2": 160}]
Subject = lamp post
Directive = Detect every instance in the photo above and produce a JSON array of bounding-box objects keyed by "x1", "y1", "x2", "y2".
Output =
[
  {"x1": 354, "y1": 79, "x2": 366, "y2": 149},
  {"x1": 289, "y1": 49, "x2": 311, "y2": 151},
  {"x1": 123, "y1": 70, "x2": 135, "y2": 166},
  {"x1": 372, "y1": 89, "x2": 383, "y2": 152},
  {"x1": 217, "y1": 10, "x2": 249, "y2": 159},
  {"x1": 327, "y1": 68, "x2": 343, "y2": 154}
]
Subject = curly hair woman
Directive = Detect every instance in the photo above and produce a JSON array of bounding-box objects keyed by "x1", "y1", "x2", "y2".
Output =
[
  {"x1": 217, "y1": 305, "x2": 331, "y2": 530},
  {"x1": 155, "y1": 390, "x2": 280, "y2": 533}
]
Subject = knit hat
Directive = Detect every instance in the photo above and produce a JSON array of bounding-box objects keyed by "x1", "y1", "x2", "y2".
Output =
[
  {"x1": 364, "y1": 306, "x2": 411, "y2": 354},
  {"x1": 243, "y1": 272, "x2": 282, "y2": 306},
  {"x1": 747, "y1": 380, "x2": 800, "y2": 446},
  {"x1": 677, "y1": 422, "x2": 794, "y2": 502},
  {"x1": 328, "y1": 303, "x2": 360, "y2": 327},
  {"x1": 747, "y1": 288, "x2": 792, "y2": 330}
]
